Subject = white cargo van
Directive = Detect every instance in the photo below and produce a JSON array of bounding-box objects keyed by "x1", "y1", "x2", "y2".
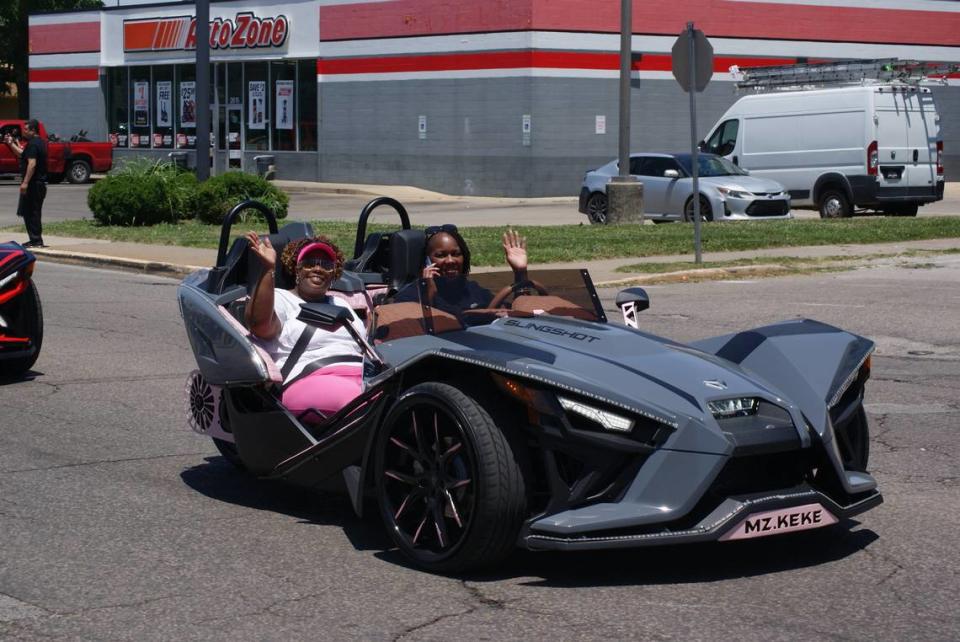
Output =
[{"x1": 701, "y1": 85, "x2": 944, "y2": 217}]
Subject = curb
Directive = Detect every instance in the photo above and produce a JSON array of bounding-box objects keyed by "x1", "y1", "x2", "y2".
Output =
[
  {"x1": 594, "y1": 263, "x2": 800, "y2": 287},
  {"x1": 33, "y1": 248, "x2": 205, "y2": 279}
]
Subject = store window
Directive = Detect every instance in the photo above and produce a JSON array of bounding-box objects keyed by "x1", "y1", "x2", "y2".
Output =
[
  {"x1": 245, "y1": 62, "x2": 268, "y2": 151},
  {"x1": 153, "y1": 66, "x2": 174, "y2": 149},
  {"x1": 271, "y1": 61, "x2": 296, "y2": 151},
  {"x1": 107, "y1": 67, "x2": 129, "y2": 148},
  {"x1": 129, "y1": 67, "x2": 152, "y2": 149},
  {"x1": 177, "y1": 65, "x2": 197, "y2": 149},
  {"x1": 298, "y1": 59, "x2": 317, "y2": 151}
]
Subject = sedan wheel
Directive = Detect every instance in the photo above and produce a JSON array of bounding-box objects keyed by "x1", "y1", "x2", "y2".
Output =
[
  {"x1": 683, "y1": 195, "x2": 713, "y2": 222},
  {"x1": 586, "y1": 193, "x2": 608, "y2": 224},
  {"x1": 375, "y1": 382, "x2": 526, "y2": 573}
]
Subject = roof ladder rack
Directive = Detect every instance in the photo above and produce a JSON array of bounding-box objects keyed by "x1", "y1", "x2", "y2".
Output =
[{"x1": 731, "y1": 58, "x2": 959, "y2": 91}]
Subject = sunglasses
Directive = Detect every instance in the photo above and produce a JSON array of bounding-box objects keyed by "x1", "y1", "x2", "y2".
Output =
[
  {"x1": 299, "y1": 257, "x2": 336, "y2": 270},
  {"x1": 425, "y1": 224, "x2": 458, "y2": 238}
]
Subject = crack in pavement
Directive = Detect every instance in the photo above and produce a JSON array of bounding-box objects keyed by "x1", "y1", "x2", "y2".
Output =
[{"x1": 1, "y1": 451, "x2": 211, "y2": 475}]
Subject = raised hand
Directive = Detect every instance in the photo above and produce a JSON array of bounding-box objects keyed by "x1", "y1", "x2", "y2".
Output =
[
  {"x1": 502, "y1": 229, "x2": 528, "y2": 273},
  {"x1": 245, "y1": 231, "x2": 276, "y2": 269}
]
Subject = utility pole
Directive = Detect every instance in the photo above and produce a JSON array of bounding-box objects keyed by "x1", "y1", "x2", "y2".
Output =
[
  {"x1": 195, "y1": 0, "x2": 210, "y2": 181},
  {"x1": 606, "y1": 0, "x2": 643, "y2": 224}
]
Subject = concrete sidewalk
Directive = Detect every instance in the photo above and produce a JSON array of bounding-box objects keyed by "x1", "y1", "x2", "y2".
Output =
[{"x1": 8, "y1": 230, "x2": 960, "y2": 285}]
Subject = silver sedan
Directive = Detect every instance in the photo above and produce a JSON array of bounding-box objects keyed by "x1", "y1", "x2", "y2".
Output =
[{"x1": 578, "y1": 152, "x2": 792, "y2": 224}]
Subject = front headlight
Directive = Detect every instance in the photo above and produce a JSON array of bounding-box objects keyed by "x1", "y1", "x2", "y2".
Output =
[
  {"x1": 559, "y1": 396, "x2": 634, "y2": 433},
  {"x1": 717, "y1": 186, "x2": 751, "y2": 199},
  {"x1": 708, "y1": 397, "x2": 759, "y2": 419}
]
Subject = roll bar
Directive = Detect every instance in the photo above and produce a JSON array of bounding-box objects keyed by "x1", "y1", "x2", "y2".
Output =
[
  {"x1": 216, "y1": 200, "x2": 279, "y2": 267},
  {"x1": 353, "y1": 197, "x2": 411, "y2": 258}
]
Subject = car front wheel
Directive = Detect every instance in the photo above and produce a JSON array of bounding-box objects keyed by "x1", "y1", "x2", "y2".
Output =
[
  {"x1": 374, "y1": 382, "x2": 526, "y2": 573},
  {"x1": 586, "y1": 192, "x2": 608, "y2": 224},
  {"x1": 683, "y1": 195, "x2": 713, "y2": 222}
]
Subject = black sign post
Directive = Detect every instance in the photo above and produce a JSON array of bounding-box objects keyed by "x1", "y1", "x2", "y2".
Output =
[
  {"x1": 672, "y1": 23, "x2": 713, "y2": 263},
  {"x1": 196, "y1": 0, "x2": 211, "y2": 181}
]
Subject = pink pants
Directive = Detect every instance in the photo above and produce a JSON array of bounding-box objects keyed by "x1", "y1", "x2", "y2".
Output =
[{"x1": 282, "y1": 364, "x2": 363, "y2": 419}]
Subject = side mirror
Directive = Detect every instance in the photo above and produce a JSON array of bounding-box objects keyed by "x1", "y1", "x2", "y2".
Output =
[
  {"x1": 615, "y1": 287, "x2": 649, "y2": 329},
  {"x1": 663, "y1": 169, "x2": 680, "y2": 179},
  {"x1": 697, "y1": 140, "x2": 706, "y2": 151},
  {"x1": 298, "y1": 302, "x2": 351, "y2": 328}
]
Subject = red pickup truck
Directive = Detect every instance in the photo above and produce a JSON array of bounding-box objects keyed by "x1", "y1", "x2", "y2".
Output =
[{"x1": 0, "y1": 120, "x2": 112, "y2": 184}]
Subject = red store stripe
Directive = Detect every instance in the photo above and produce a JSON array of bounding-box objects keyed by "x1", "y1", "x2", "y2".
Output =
[
  {"x1": 320, "y1": 0, "x2": 960, "y2": 47},
  {"x1": 29, "y1": 68, "x2": 100, "y2": 83},
  {"x1": 318, "y1": 51, "x2": 797, "y2": 74},
  {"x1": 29, "y1": 22, "x2": 100, "y2": 54}
]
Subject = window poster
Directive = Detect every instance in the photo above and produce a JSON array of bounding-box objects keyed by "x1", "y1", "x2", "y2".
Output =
[
  {"x1": 133, "y1": 81, "x2": 150, "y2": 127},
  {"x1": 156, "y1": 81, "x2": 172, "y2": 127},
  {"x1": 248, "y1": 81, "x2": 266, "y2": 129},
  {"x1": 275, "y1": 80, "x2": 294, "y2": 130},
  {"x1": 180, "y1": 81, "x2": 196, "y2": 128}
]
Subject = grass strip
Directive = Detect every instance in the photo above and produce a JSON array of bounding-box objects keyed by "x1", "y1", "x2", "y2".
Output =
[{"x1": 11, "y1": 217, "x2": 960, "y2": 267}]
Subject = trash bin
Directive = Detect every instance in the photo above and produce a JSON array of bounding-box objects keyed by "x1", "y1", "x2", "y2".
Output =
[
  {"x1": 254, "y1": 155, "x2": 275, "y2": 180},
  {"x1": 168, "y1": 151, "x2": 189, "y2": 171}
]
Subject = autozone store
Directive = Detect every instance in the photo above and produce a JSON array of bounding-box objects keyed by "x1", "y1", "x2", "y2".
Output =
[{"x1": 29, "y1": 0, "x2": 960, "y2": 196}]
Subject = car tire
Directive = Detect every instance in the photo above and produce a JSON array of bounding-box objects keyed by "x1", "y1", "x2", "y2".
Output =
[
  {"x1": 213, "y1": 437, "x2": 246, "y2": 472},
  {"x1": 66, "y1": 159, "x2": 91, "y2": 184},
  {"x1": 818, "y1": 189, "x2": 851, "y2": 219},
  {"x1": 683, "y1": 195, "x2": 713, "y2": 222},
  {"x1": 586, "y1": 192, "x2": 608, "y2": 224},
  {"x1": 0, "y1": 281, "x2": 43, "y2": 379},
  {"x1": 374, "y1": 382, "x2": 526, "y2": 573}
]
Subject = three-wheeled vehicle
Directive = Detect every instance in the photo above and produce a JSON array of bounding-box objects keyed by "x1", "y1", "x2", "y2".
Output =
[
  {"x1": 0, "y1": 241, "x2": 42, "y2": 378},
  {"x1": 179, "y1": 199, "x2": 881, "y2": 573}
]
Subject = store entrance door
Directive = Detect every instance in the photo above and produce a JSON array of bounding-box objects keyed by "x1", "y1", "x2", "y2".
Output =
[{"x1": 225, "y1": 106, "x2": 242, "y2": 169}]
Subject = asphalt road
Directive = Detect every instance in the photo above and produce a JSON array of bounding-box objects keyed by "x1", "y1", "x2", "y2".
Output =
[
  {"x1": 1, "y1": 180, "x2": 958, "y2": 229},
  {"x1": 2, "y1": 259, "x2": 958, "y2": 639}
]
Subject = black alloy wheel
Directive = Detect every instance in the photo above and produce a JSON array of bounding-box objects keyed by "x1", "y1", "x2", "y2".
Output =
[
  {"x1": 683, "y1": 195, "x2": 713, "y2": 222},
  {"x1": 375, "y1": 382, "x2": 526, "y2": 573},
  {"x1": 819, "y1": 188, "x2": 851, "y2": 219},
  {"x1": 0, "y1": 281, "x2": 43, "y2": 378},
  {"x1": 586, "y1": 192, "x2": 608, "y2": 224}
]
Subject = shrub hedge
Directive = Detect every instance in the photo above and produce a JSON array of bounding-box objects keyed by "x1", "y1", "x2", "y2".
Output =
[
  {"x1": 194, "y1": 171, "x2": 289, "y2": 225},
  {"x1": 87, "y1": 162, "x2": 287, "y2": 227},
  {"x1": 88, "y1": 159, "x2": 197, "y2": 226}
]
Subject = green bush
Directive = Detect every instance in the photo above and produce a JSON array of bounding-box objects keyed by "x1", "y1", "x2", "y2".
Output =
[
  {"x1": 193, "y1": 171, "x2": 289, "y2": 225},
  {"x1": 87, "y1": 159, "x2": 197, "y2": 226}
]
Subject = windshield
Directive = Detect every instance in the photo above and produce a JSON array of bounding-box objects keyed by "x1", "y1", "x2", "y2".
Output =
[
  {"x1": 373, "y1": 269, "x2": 607, "y2": 343},
  {"x1": 676, "y1": 154, "x2": 747, "y2": 177}
]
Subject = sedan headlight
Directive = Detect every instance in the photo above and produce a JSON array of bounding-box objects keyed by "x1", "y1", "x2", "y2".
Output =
[
  {"x1": 559, "y1": 396, "x2": 634, "y2": 432},
  {"x1": 717, "y1": 186, "x2": 751, "y2": 199},
  {"x1": 707, "y1": 397, "x2": 759, "y2": 419}
]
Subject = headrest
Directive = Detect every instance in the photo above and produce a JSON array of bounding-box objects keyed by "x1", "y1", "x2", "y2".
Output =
[{"x1": 388, "y1": 229, "x2": 426, "y2": 291}]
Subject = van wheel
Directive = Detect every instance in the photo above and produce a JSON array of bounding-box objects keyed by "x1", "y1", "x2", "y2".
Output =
[
  {"x1": 819, "y1": 189, "x2": 851, "y2": 218},
  {"x1": 586, "y1": 193, "x2": 608, "y2": 224},
  {"x1": 683, "y1": 195, "x2": 713, "y2": 222},
  {"x1": 66, "y1": 159, "x2": 91, "y2": 184}
]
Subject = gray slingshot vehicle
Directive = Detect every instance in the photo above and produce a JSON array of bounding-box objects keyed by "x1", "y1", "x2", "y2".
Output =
[{"x1": 179, "y1": 198, "x2": 881, "y2": 573}]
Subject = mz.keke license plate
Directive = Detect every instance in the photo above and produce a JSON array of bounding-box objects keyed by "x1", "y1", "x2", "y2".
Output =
[{"x1": 719, "y1": 503, "x2": 838, "y2": 541}]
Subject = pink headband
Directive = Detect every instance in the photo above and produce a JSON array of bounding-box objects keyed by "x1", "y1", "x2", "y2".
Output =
[{"x1": 297, "y1": 241, "x2": 336, "y2": 265}]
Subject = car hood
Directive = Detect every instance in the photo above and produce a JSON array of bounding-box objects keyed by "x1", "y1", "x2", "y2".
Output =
[
  {"x1": 701, "y1": 174, "x2": 785, "y2": 194},
  {"x1": 380, "y1": 315, "x2": 789, "y2": 435}
]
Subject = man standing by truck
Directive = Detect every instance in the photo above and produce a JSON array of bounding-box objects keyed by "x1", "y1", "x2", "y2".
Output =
[{"x1": 4, "y1": 120, "x2": 48, "y2": 247}]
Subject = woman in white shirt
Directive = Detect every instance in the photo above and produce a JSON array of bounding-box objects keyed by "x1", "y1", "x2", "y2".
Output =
[{"x1": 245, "y1": 232, "x2": 365, "y2": 420}]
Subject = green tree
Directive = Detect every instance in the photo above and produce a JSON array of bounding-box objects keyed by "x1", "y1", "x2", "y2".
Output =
[{"x1": 0, "y1": 0, "x2": 103, "y2": 118}]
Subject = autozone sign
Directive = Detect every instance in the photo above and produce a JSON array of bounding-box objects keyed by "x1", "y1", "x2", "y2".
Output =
[{"x1": 124, "y1": 13, "x2": 289, "y2": 52}]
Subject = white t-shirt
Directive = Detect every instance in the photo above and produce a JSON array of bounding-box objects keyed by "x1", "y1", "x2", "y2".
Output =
[{"x1": 260, "y1": 288, "x2": 366, "y2": 383}]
